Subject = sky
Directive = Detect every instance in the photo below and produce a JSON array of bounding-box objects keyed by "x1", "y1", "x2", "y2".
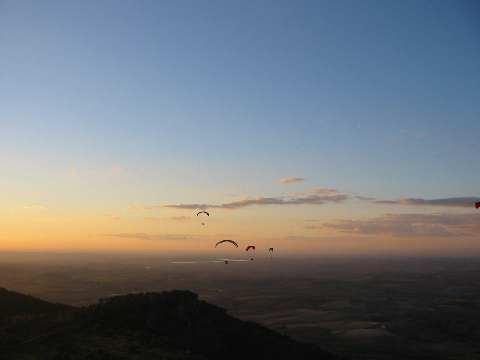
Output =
[{"x1": 1, "y1": 1, "x2": 480, "y2": 256}]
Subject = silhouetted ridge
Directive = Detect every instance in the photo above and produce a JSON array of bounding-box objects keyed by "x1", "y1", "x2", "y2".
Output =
[
  {"x1": 0, "y1": 289, "x2": 345, "y2": 359},
  {"x1": 79, "y1": 290, "x2": 341, "y2": 360},
  {"x1": 0, "y1": 287, "x2": 71, "y2": 318}
]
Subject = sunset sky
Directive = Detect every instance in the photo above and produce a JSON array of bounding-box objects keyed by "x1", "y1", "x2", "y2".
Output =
[{"x1": 1, "y1": 1, "x2": 479, "y2": 255}]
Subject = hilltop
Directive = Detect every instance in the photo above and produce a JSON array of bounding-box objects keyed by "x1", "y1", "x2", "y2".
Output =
[
  {"x1": 0, "y1": 287, "x2": 71, "y2": 318},
  {"x1": 0, "y1": 288, "x2": 344, "y2": 360}
]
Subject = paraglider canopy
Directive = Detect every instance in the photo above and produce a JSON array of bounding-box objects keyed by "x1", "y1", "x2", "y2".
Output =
[
  {"x1": 215, "y1": 240, "x2": 238, "y2": 248},
  {"x1": 197, "y1": 211, "x2": 209, "y2": 225},
  {"x1": 446, "y1": 287, "x2": 461, "y2": 293},
  {"x1": 475, "y1": 202, "x2": 480, "y2": 209},
  {"x1": 268, "y1": 248, "x2": 274, "y2": 252},
  {"x1": 246, "y1": 246, "x2": 255, "y2": 251}
]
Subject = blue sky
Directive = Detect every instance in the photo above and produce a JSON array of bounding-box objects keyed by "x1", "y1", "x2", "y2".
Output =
[{"x1": 1, "y1": 1, "x2": 479, "y2": 254}]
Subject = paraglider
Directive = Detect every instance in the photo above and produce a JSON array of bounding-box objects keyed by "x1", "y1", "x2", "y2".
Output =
[
  {"x1": 225, "y1": 260, "x2": 229, "y2": 264},
  {"x1": 197, "y1": 211, "x2": 209, "y2": 225},
  {"x1": 446, "y1": 287, "x2": 461, "y2": 293},
  {"x1": 475, "y1": 202, "x2": 480, "y2": 209},
  {"x1": 246, "y1": 246, "x2": 255, "y2": 251},
  {"x1": 269, "y1": 248, "x2": 274, "y2": 252},
  {"x1": 215, "y1": 240, "x2": 238, "y2": 248}
]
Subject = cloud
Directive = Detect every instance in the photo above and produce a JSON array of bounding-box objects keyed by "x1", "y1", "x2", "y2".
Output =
[
  {"x1": 170, "y1": 216, "x2": 189, "y2": 220},
  {"x1": 281, "y1": 235, "x2": 368, "y2": 242},
  {"x1": 104, "y1": 214, "x2": 120, "y2": 220},
  {"x1": 305, "y1": 213, "x2": 480, "y2": 237},
  {"x1": 397, "y1": 197, "x2": 480, "y2": 207},
  {"x1": 69, "y1": 169, "x2": 76, "y2": 176},
  {"x1": 222, "y1": 194, "x2": 351, "y2": 208},
  {"x1": 354, "y1": 196, "x2": 375, "y2": 201},
  {"x1": 157, "y1": 203, "x2": 210, "y2": 211},
  {"x1": 123, "y1": 206, "x2": 152, "y2": 210},
  {"x1": 371, "y1": 200, "x2": 401, "y2": 205},
  {"x1": 372, "y1": 197, "x2": 480, "y2": 208},
  {"x1": 145, "y1": 216, "x2": 189, "y2": 222},
  {"x1": 153, "y1": 189, "x2": 480, "y2": 213},
  {"x1": 414, "y1": 132, "x2": 427, "y2": 138},
  {"x1": 109, "y1": 167, "x2": 122, "y2": 173},
  {"x1": 100, "y1": 233, "x2": 200, "y2": 241},
  {"x1": 310, "y1": 188, "x2": 338, "y2": 194},
  {"x1": 144, "y1": 217, "x2": 164, "y2": 222},
  {"x1": 278, "y1": 177, "x2": 305, "y2": 184},
  {"x1": 180, "y1": 190, "x2": 236, "y2": 197},
  {"x1": 156, "y1": 193, "x2": 351, "y2": 211},
  {"x1": 282, "y1": 235, "x2": 319, "y2": 241},
  {"x1": 290, "y1": 192, "x2": 306, "y2": 196},
  {"x1": 21, "y1": 206, "x2": 45, "y2": 209}
]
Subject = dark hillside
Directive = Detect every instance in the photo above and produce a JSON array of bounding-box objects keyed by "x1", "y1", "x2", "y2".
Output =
[
  {"x1": 0, "y1": 287, "x2": 71, "y2": 318},
  {"x1": 79, "y1": 290, "x2": 342, "y2": 360},
  {"x1": 0, "y1": 289, "x2": 346, "y2": 360}
]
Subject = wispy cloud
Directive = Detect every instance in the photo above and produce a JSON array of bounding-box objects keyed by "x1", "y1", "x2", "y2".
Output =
[
  {"x1": 100, "y1": 233, "x2": 200, "y2": 241},
  {"x1": 354, "y1": 195, "x2": 375, "y2": 201},
  {"x1": 305, "y1": 213, "x2": 480, "y2": 237},
  {"x1": 109, "y1": 167, "x2": 122, "y2": 173},
  {"x1": 21, "y1": 205, "x2": 45, "y2": 209},
  {"x1": 397, "y1": 197, "x2": 480, "y2": 207},
  {"x1": 104, "y1": 214, "x2": 120, "y2": 220},
  {"x1": 282, "y1": 235, "x2": 368, "y2": 242},
  {"x1": 170, "y1": 215, "x2": 189, "y2": 220},
  {"x1": 137, "y1": 191, "x2": 480, "y2": 215},
  {"x1": 371, "y1": 200, "x2": 400, "y2": 205},
  {"x1": 278, "y1": 177, "x2": 305, "y2": 184},
  {"x1": 156, "y1": 193, "x2": 351, "y2": 211},
  {"x1": 310, "y1": 188, "x2": 338, "y2": 194},
  {"x1": 212, "y1": 233, "x2": 237, "y2": 237},
  {"x1": 144, "y1": 216, "x2": 189, "y2": 222},
  {"x1": 145, "y1": 217, "x2": 164, "y2": 222},
  {"x1": 179, "y1": 190, "x2": 236, "y2": 197},
  {"x1": 157, "y1": 203, "x2": 210, "y2": 211},
  {"x1": 222, "y1": 194, "x2": 351, "y2": 208},
  {"x1": 123, "y1": 206, "x2": 152, "y2": 210},
  {"x1": 69, "y1": 169, "x2": 76, "y2": 176},
  {"x1": 414, "y1": 132, "x2": 427, "y2": 139},
  {"x1": 372, "y1": 197, "x2": 480, "y2": 208}
]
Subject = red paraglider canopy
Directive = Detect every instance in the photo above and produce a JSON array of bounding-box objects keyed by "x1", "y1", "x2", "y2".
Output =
[
  {"x1": 476, "y1": 202, "x2": 480, "y2": 209},
  {"x1": 246, "y1": 246, "x2": 255, "y2": 251}
]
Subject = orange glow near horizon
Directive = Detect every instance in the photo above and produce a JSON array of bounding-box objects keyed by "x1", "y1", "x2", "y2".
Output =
[{"x1": 1, "y1": 227, "x2": 479, "y2": 257}]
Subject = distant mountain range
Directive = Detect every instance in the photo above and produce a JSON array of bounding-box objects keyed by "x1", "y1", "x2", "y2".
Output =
[{"x1": 0, "y1": 287, "x2": 345, "y2": 359}]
